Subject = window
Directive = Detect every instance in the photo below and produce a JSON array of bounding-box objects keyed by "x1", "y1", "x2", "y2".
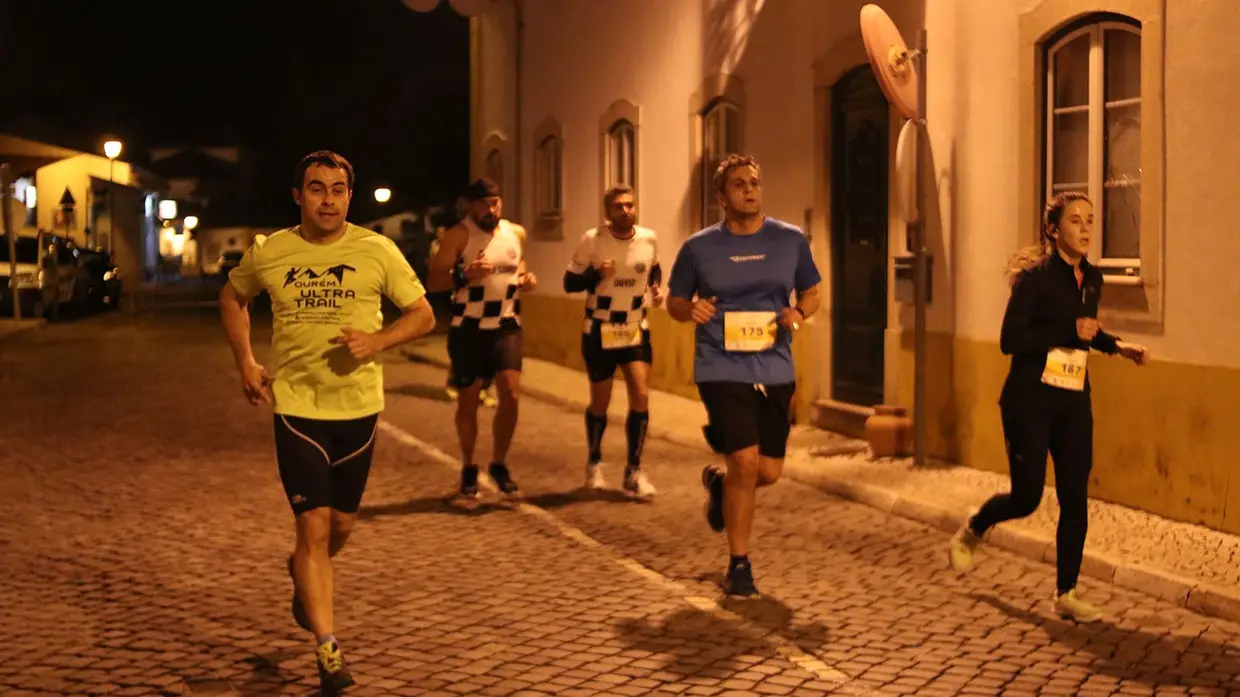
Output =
[
  {"x1": 1044, "y1": 17, "x2": 1142, "y2": 282},
  {"x1": 484, "y1": 148, "x2": 503, "y2": 189},
  {"x1": 702, "y1": 100, "x2": 741, "y2": 226},
  {"x1": 597, "y1": 100, "x2": 641, "y2": 221},
  {"x1": 536, "y1": 135, "x2": 563, "y2": 217},
  {"x1": 606, "y1": 120, "x2": 636, "y2": 189}
]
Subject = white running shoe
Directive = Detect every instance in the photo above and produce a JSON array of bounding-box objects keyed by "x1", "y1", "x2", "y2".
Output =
[
  {"x1": 585, "y1": 462, "x2": 606, "y2": 490},
  {"x1": 624, "y1": 469, "x2": 657, "y2": 500}
]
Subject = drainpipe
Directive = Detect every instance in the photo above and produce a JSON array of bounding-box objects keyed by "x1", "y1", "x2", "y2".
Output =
[{"x1": 513, "y1": 0, "x2": 524, "y2": 222}]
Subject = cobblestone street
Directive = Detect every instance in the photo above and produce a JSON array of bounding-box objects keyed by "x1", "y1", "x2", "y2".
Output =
[{"x1": 4, "y1": 313, "x2": 1240, "y2": 697}]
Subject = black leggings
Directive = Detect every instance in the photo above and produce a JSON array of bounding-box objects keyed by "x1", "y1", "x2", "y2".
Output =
[{"x1": 970, "y1": 403, "x2": 1093, "y2": 595}]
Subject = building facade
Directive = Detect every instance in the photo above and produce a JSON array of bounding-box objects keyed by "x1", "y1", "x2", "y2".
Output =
[{"x1": 470, "y1": 0, "x2": 1240, "y2": 533}]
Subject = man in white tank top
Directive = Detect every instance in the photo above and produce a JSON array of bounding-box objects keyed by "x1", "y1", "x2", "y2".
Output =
[
  {"x1": 563, "y1": 184, "x2": 662, "y2": 499},
  {"x1": 427, "y1": 178, "x2": 537, "y2": 499}
]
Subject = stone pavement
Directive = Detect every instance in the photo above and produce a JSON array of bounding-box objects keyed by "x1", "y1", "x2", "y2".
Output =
[
  {"x1": 5, "y1": 313, "x2": 1240, "y2": 697},
  {"x1": 402, "y1": 333, "x2": 1240, "y2": 626},
  {"x1": 0, "y1": 316, "x2": 46, "y2": 341}
]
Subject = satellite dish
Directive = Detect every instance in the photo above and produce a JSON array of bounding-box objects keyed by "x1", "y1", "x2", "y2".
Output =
[
  {"x1": 894, "y1": 119, "x2": 918, "y2": 225},
  {"x1": 448, "y1": 0, "x2": 492, "y2": 16},
  {"x1": 402, "y1": 0, "x2": 441, "y2": 12},
  {"x1": 860, "y1": 4, "x2": 919, "y2": 121}
]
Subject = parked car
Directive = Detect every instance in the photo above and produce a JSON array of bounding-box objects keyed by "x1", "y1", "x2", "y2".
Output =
[{"x1": 0, "y1": 232, "x2": 74, "y2": 319}]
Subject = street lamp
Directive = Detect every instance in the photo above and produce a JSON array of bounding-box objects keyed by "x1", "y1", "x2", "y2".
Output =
[
  {"x1": 103, "y1": 139, "x2": 122, "y2": 253},
  {"x1": 402, "y1": 0, "x2": 494, "y2": 13},
  {"x1": 183, "y1": 215, "x2": 199, "y2": 231},
  {"x1": 374, "y1": 187, "x2": 391, "y2": 204}
]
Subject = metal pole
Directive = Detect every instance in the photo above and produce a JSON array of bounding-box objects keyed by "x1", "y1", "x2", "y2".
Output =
[
  {"x1": 513, "y1": 0, "x2": 524, "y2": 222},
  {"x1": 913, "y1": 29, "x2": 928, "y2": 467},
  {"x1": 2, "y1": 163, "x2": 19, "y2": 321},
  {"x1": 108, "y1": 159, "x2": 115, "y2": 252}
]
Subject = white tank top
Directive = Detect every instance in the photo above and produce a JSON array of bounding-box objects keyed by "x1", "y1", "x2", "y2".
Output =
[{"x1": 450, "y1": 217, "x2": 523, "y2": 330}]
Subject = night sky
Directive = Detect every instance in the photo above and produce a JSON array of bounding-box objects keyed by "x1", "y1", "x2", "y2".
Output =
[{"x1": 0, "y1": 0, "x2": 471, "y2": 225}]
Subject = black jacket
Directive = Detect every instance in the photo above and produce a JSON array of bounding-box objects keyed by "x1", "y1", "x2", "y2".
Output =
[{"x1": 999, "y1": 253, "x2": 1120, "y2": 408}]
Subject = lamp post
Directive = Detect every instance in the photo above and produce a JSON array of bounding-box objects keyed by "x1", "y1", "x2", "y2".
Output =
[{"x1": 103, "y1": 139, "x2": 122, "y2": 253}]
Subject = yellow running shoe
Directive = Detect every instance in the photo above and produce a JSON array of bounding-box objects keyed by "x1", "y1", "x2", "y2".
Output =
[
  {"x1": 948, "y1": 523, "x2": 982, "y2": 572},
  {"x1": 1055, "y1": 589, "x2": 1102, "y2": 623}
]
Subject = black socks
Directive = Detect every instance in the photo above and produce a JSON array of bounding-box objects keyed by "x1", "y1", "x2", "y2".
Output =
[
  {"x1": 625, "y1": 410, "x2": 649, "y2": 471},
  {"x1": 585, "y1": 411, "x2": 607, "y2": 464}
]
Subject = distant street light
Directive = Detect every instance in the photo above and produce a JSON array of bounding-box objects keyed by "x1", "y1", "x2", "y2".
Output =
[
  {"x1": 401, "y1": 0, "x2": 494, "y2": 16},
  {"x1": 184, "y1": 215, "x2": 199, "y2": 231},
  {"x1": 102, "y1": 139, "x2": 123, "y2": 253},
  {"x1": 374, "y1": 188, "x2": 392, "y2": 204}
]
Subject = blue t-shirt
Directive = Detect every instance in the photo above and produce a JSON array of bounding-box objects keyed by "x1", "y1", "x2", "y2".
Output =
[{"x1": 668, "y1": 218, "x2": 822, "y2": 385}]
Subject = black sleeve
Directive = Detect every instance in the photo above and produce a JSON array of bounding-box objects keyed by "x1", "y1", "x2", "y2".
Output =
[
  {"x1": 999, "y1": 272, "x2": 1080, "y2": 356},
  {"x1": 1082, "y1": 269, "x2": 1120, "y2": 354},
  {"x1": 563, "y1": 267, "x2": 601, "y2": 293},
  {"x1": 647, "y1": 262, "x2": 663, "y2": 286}
]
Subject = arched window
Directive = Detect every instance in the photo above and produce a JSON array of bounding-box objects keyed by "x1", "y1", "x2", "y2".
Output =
[
  {"x1": 702, "y1": 99, "x2": 741, "y2": 226},
  {"x1": 606, "y1": 120, "x2": 636, "y2": 189},
  {"x1": 1044, "y1": 15, "x2": 1141, "y2": 279},
  {"x1": 536, "y1": 135, "x2": 563, "y2": 217},
  {"x1": 484, "y1": 148, "x2": 503, "y2": 190}
]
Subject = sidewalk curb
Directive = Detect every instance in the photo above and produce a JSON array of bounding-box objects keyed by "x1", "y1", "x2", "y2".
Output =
[{"x1": 402, "y1": 346, "x2": 1240, "y2": 625}]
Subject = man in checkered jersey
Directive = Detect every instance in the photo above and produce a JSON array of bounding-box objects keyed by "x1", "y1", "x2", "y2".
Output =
[
  {"x1": 563, "y1": 183, "x2": 663, "y2": 499},
  {"x1": 427, "y1": 178, "x2": 537, "y2": 498}
]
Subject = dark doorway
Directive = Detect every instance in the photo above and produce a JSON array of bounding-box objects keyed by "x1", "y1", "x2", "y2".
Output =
[{"x1": 830, "y1": 65, "x2": 889, "y2": 407}]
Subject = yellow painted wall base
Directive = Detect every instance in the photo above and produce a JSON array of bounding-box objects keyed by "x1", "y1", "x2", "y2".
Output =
[
  {"x1": 896, "y1": 332, "x2": 1240, "y2": 535},
  {"x1": 519, "y1": 295, "x2": 822, "y2": 425}
]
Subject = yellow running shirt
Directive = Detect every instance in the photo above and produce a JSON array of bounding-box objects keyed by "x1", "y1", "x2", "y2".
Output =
[{"x1": 228, "y1": 224, "x2": 427, "y2": 420}]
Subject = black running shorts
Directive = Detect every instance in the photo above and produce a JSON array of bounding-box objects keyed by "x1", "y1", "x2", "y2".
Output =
[
  {"x1": 447, "y1": 325, "x2": 523, "y2": 389},
  {"x1": 273, "y1": 413, "x2": 378, "y2": 515},
  {"x1": 581, "y1": 325, "x2": 653, "y2": 383},
  {"x1": 697, "y1": 381, "x2": 795, "y2": 458}
]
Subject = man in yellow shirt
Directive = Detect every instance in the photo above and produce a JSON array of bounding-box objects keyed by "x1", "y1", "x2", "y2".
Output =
[{"x1": 220, "y1": 150, "x2": 434, "y2": 695}]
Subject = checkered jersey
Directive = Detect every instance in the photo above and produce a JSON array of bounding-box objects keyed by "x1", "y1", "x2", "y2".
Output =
[
  {"x1": 450, "y1": 218, "x2": 523, "y2": 330},
  {"x1": 566, "y1": 225, "x2": 659, "y2": 334}
]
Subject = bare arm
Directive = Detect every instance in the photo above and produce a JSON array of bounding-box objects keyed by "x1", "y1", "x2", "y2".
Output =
[
  {"x1": 374, "y1": 297, "x2": 436, "y2": 351},
  {"x1": 513, "y1": 224, "x2": 537, "y2": 291},
  {"x1": 513, "y1": 224, "x2": 529, "y2": 276},
  {"x1": 427, "y1": 224, "x2": 468, "y2": 292},
  {"x1": 219, "y1": 282, "x2": 257, "y2": 369},
  {"x1": 794, "y1": 285, "x2": 822, "y2": 320},
  {"x1": 667, "y1": 296, "x2": 695, "y2": 323}
]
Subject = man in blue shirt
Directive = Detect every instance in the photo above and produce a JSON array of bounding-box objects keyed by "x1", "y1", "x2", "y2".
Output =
[{"x1": 667, "y1": 153, "x2": 822, "y2": 597}]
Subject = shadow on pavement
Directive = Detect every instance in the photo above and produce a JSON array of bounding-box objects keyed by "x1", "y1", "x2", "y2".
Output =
[
  {"x1": 614, "y1": 591, "x2": 833, "y2": 678},
  {"x1": 230, "y1": 650, "x2": 304, "y2": 696},
  {"x1": 523, "y1": 487, "x2": 649, "y2": 510},
  {"x1": 358, "y1": 495, "x2": 515, "y2": 519},
  {"x1": 976, "y1": 593, "x2": 1240, "y2": 690}
]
